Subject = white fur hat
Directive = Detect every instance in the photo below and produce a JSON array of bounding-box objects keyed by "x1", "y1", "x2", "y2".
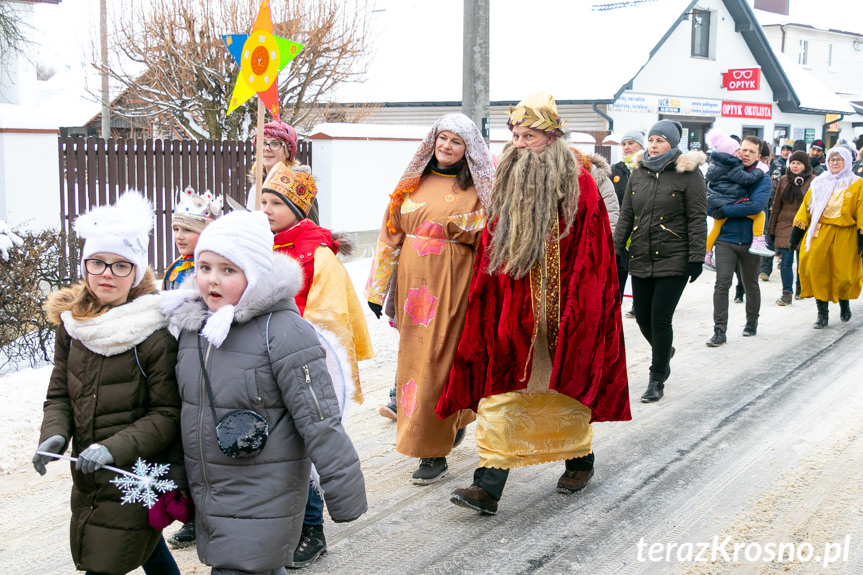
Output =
[
  {"x1": 194, "y1": 210, "x2": 274, "y2": 298},
  {"x1": 74, "y1": 190, "x2": 153, "y2": 287}
]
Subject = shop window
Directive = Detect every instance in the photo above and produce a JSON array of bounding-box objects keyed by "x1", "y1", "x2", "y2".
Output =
[
  {"x1": 798, "y1": 39, "x2": 809, "y2": 66},
  {"x1": 691, "y1": 9, "x2": 711, "y2": 58}
]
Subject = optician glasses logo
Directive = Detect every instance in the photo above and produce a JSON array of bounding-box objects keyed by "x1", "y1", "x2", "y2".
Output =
[{"x1": 721, "y1": 68, "x2": 761, "y2": 91}]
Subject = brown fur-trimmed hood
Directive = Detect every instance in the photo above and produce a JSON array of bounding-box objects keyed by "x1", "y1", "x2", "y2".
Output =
[{"x1": 631, "y1": 149, "x2": 707, "y2": 173}]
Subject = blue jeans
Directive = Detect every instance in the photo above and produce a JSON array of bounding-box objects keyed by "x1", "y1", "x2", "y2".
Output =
[
  {"x1": 778, "y1": 247, "x2": 799, "y2": 293},
  {"x1": 86, "y1": 536, "x2": 179, "y2": 575},
  {"x1": 304, "y1": 482, "x2": 324, "y2": 526}
]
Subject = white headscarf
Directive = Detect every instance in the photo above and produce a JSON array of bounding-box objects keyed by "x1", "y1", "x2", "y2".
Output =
[{"x1": 804, "y1": 146, "x2": 860, "y2": 250}]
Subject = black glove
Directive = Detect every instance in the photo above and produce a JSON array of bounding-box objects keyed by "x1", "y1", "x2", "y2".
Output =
[
  {"x1": 711, "y1": 207, "x2": 725, "y2": 220},
  {"x1": 367, "y1": 301, "x2": 382, "y2": 319},
  {"x1": 858, "y1": 233, "x2": 863, "y2": 256},
  {"x1": 789, "y1": 226, "x2": 805, "y2": 251},
  {"x1": 688, "y1": 261, "x2": 703, "y2": 283}
]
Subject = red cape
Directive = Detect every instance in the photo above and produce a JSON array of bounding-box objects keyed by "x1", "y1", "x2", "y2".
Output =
[
  {"x1": 436, "y1": 170, "x2": 630, "y2": 423},
  {"x1": 273, "y1": 219, "x2": 339, "y2": 315}
]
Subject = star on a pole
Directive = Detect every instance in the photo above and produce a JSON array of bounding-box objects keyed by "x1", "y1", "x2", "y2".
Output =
[{"x1": 222, "y1": 0, "x2": 304, "y2": 120}]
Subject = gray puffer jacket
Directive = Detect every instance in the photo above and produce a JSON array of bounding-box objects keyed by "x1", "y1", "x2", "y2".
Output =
[{"x1": 166, "y1": 253, "x2": 367, "y2": 572}]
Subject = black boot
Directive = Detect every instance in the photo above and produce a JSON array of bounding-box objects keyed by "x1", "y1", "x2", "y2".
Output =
[
  {"x1": 291, "y1": 524, "x2": 327, "y2": 569},
  {"x1": 640, "y1": 380, "x2": 664, "y2": 403},
  {"x1": 840, "y1": 299, "x2": 852, "y2": 322},
  {"x1": 814, "y1": 300, "x2": 829, "y2": 329}
]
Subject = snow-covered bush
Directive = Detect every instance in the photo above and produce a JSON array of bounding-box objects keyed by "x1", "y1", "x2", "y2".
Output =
[{"x1": 0, "y1": 227, "x2": 75, "y2": 372}]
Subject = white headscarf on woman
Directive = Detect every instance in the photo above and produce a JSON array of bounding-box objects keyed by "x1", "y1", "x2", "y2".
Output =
[{"x1": 804, "y1": 145, "x2": 860, "y2": 251}]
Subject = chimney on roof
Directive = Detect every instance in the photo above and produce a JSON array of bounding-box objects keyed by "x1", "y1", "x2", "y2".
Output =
[{"x1": 754, "y1": 0, "x2": 789, "y2": 15}]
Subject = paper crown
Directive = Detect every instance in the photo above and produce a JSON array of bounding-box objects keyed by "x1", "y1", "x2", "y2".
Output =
[
  {"x1": 172, "y1": 187, "x2": 223, "y2": 233},
  {"x1": 508, "y1": 92, "x2": 567, "y2": 136},
  {"x1": 263, "y1": 164, "x2": 318, "y2": 216}
]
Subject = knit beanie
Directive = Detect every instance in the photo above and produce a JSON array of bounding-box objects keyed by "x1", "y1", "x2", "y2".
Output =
[
  {"x1": 705, "y1": 129, "x2": 740, "y2": 156},
  {"x1": 262, "y1": 163, "x2": 318, "y2": 220},
  {"x1": 75, "y1": 190, "x2": 153, "y2": 287},
  {"x1": 788, "y1": 150, "x2": 810, "y2": 169},
  {"x1": 620, "y1": 129, "x2": 645, "y2": 149},
  {"x1": 253, "y1": 121, "x2": 298, "y2": 162},
  {"x1": 172, "y1": 187, "x2": 223, "y2": 234},
  {"x1": 194, "y1": 210, "x2": 273, "y2": 298},
  {"x1": 648, "y1": 120, "x2": 683, "y2": 149}
]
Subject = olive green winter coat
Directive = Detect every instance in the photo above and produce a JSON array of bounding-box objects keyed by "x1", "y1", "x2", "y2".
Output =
[{"x1": 40, "y1": 287, "x2": 181, "y2": 575}]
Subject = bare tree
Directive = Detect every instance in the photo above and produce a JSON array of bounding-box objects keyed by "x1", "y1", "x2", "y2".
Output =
[
  {"x1": 0, "y1": 0, "x2": 31, "y2": 72},
  {"x1": 97, "y1": 0, "x2": 375, "y2": 140}
]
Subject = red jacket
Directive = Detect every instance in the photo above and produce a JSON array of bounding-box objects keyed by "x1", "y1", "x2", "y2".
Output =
[
  {"x1": 436, "y1": 170, "x2": 630, "y2": 423},
  {"x1": 273, "y1": 219, "x2": 339, "y2": 314}
]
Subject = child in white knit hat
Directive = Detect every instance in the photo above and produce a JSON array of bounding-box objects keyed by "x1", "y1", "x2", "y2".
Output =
[
  {"x1": 32, "y1": 190, "x2": 183, "y2": 575},
  {"x1": 162, "y1": 210, "x2": 367, "y2": 575}
]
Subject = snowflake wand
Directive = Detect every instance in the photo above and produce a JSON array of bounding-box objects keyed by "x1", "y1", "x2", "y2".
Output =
[{"x1": 35, "y1": 451, "x2": 177, "y2": 508}]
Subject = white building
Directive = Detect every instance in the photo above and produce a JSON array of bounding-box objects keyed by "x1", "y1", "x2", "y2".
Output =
[{"x1": 330, "y1": 0, "x2": 860, "y2": 159}]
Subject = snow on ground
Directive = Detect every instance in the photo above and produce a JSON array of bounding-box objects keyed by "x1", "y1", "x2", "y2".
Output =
[{"x1": 5, "y1": 254, "x2": 863, "y2": 573}]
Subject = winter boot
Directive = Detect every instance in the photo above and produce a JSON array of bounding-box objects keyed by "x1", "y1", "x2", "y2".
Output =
[
  {"x1": 703, "y1": 251, "x2": 716, "y2": 272},
  {"x1": 379, "y1": 385, "x2": 397, "y2": 421},
  {"x1": 814, "y1": 300, "x2": 829, "y2": 329},
  {"x1": 776, "y1": 290, "x2": 793, "y2": 306},
  {"x1": 412, "y1": 457, "x2": 448, "y2": 485},
  {"x1": 640, "y1": 380, "x2": 664, "y2": 403},
  {"x1": 749, "y1": 235, "x2": 775, "y2": 257},
  {"x1": 840, "y1": 299, "x2": 852, "y2": 322},
  {"x1": 290, "y1": 524, "x2": 327, "y2": 569},
  {"x1": 167, "y1": 521, "x2": 196, "y2": 549}
]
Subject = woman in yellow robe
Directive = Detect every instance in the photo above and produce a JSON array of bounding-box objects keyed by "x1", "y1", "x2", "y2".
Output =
[{"x1": 791, "y1": 146, "x2": 863, "y2": 328}]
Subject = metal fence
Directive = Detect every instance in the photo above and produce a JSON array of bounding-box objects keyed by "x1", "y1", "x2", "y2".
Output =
[{"x1": 57, "y1": 137, "x2": 312, "y2": 279}]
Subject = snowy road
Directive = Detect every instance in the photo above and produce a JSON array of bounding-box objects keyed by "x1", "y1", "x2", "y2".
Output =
[{"x1": 2, "y1": 271, "x2": 862, "y2": 574}]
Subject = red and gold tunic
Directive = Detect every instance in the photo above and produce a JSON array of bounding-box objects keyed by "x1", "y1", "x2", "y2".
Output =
[{"x1": 436, "y1": 169, "x2": 630, "y2": 468}]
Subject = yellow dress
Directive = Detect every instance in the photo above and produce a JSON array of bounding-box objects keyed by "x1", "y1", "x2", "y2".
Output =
[
  {"x1": 475, "y1": 249, "x2": 592, "y2": 469},
  {"x1": 793, "y1": 179, "x2": 863, "y2": 302}
]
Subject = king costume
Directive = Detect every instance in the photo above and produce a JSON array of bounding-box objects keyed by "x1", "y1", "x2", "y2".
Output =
[{"x1": 438, "y1": 93, "x2": 630, "y2": 515}]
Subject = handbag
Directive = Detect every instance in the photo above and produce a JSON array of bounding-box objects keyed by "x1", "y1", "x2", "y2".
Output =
[{"x1": 198, "y1": 337, "x2": 269, "y2": 458}]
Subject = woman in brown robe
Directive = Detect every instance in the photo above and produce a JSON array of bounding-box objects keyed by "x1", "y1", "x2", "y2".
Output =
[{"x1": 365, "y1": 113, "x2": 494, "y2": 484}]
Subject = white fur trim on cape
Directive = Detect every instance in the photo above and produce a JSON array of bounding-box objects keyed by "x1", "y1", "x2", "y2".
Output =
[
  {"x1": 631, "y1": 149, "x2": 707, "y2": 173},
  {"x1": 164, "y1": 252, "x2": 304, "y2": 341},
  {"x1": 61, "y1": 293, "x2": 167, "y2": 356},
  {"x1": 307, "y1": 322, "x2": 354, "y2": 497}
]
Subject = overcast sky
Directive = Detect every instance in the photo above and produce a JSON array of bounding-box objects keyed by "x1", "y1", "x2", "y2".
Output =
[{"x1": 28, "y1": 0, "x2": 863, "y2": 125}]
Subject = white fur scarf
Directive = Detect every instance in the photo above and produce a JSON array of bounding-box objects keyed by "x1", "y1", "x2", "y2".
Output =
[{"x1": 61, "y1": 293, "x2": 167, "y2": 356}]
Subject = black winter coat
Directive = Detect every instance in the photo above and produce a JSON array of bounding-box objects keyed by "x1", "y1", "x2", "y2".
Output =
[{"x1": 614, "y1": 150, "x2": 708, "y2": 278}]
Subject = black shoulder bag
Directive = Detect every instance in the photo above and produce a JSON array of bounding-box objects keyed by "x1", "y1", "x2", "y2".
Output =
[{"x1": 198, "y1": 337, "x2": 269, "y2": 458}]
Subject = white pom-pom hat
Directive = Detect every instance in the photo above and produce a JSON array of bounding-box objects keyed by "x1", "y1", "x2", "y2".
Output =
[{"x1": 74, "y1": 190, "x2": 154, "y2": 287}]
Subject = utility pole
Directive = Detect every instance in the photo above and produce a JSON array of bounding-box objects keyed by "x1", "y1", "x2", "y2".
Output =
[
  {"x1": 100, "y1": 0, "x2": 110, "y2": 139},
  {"x1": 462, "y1": 0, "x2": 489, "y2": 145}
]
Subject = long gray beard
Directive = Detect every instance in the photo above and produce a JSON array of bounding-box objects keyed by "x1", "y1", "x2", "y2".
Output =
[{"x1": 485, "y1": 139, "x2": 579, "y2": 279}]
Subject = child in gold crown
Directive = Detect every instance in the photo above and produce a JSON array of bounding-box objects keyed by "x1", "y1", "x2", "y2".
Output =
[{"x1": 163, "y1": 188, "x2": 222, "y2": 291}]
